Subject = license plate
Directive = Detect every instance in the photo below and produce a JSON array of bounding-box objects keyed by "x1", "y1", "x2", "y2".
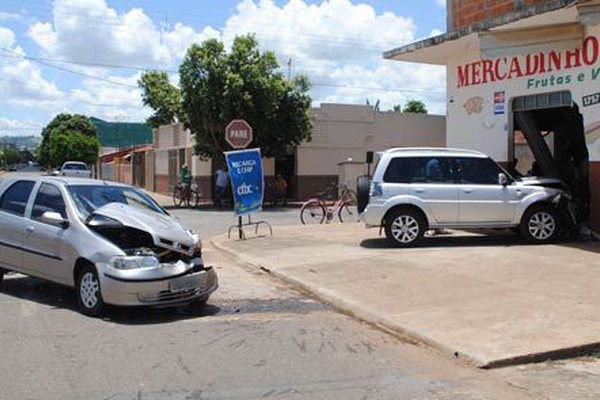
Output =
[{"x1": 169, "y1": 274, "x2": 199, "y2": 293}]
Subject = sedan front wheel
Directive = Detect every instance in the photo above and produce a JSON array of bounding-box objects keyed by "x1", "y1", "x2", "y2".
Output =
[{"x1": 77, "y1": 264, "x2": 105, "y2": 317}]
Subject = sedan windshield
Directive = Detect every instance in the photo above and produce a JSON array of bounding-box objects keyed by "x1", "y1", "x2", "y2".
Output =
[{"x1": 67, "y1": 184, "x2": 166, "y2": 220}]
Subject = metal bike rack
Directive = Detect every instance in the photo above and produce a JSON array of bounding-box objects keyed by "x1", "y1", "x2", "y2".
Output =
[{"x1": 227, "y1": 214, "x2": 273, "y2": 240}]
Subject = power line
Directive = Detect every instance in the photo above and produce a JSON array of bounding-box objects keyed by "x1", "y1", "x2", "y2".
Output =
[
  {"x1": 0, "y1": 49, "x2": 139, "y2": 89},
  {"x1": 3, "y1": 1, "x2": 418, "y2": 52}
]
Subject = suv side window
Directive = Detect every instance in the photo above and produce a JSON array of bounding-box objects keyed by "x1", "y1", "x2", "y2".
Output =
[
  {"x1": 384, "y1": 157, "x2": 416, "y2": 183},
  {"x1": 456, "y1": 157, "x2": 503, "y2": 184},
  {"x1": 32, "y1": 183, "x2": 67, "y2": 221},
  {"x1": 0, "y1": 181, "x2": 35, "y2": 216},
  {"x1": 384, "y1": 157, "x2": 455, "y2": 184}
]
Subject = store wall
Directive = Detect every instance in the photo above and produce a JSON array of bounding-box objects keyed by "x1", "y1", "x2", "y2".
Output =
[
  {"x1": 151, "y1": 104, "x2": 446, "y2": 200},
  {"x1": 296, "y1": 104, "x2": 446, "y2": 198},
  {"x1": 450, "y1": 0, "x2": 552, "y2": 31},
  {"x1": 446, "y1": 24, "x2": 600, "y2": 230}
]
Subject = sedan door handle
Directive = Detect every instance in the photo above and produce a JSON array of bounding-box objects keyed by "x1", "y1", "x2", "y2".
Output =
[
  {"x1": 463, "y1": 189, "x2": 473, "y2": 194},
  {"x1": 25, "y1": 226, "x2": 35, "y2": 234}
]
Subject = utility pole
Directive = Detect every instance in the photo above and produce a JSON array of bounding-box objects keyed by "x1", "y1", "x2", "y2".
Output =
[{"x1": 287, "y1": 58, "x2": 292, "y2": 80}]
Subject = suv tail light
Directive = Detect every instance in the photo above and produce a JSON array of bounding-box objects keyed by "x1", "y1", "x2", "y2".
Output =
[{"x1": 370, "y1": 182, "x2": 383, "y2": 197}]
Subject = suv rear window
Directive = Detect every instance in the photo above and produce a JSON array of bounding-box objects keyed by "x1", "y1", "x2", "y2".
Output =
[{"x1": 63, "y1": 163, "x2": 87, "y2": 170}]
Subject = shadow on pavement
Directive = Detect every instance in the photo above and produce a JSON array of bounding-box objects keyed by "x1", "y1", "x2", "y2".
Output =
[
  {"x1": 360, "y1": 229, "x2": 599, "y2": 251},
  {"x1": 360, "y1": 234, "x2": 523, "y2": 249},
  {"x1": 0, "y1": 274, "x2": 221, "y2": 325}
]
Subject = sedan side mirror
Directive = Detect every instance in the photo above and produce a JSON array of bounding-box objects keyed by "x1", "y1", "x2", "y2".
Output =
[
  {"x1": 498, "y1": 173, "x2": 508, "y2": 186},
  {"x1": 41, "y1": 211, "x2": 70, "y2": 229}
]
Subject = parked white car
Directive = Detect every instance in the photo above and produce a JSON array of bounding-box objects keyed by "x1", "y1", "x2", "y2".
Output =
[
  {"x1": 357, "y1": 147, "x2": 575, "y2": 247},
  {"x1": 0, "y1": 176, "x2": 218, "y2": 316},
  {"x1": 60, "y1": 161, "x2": 92, "y2": 178}
]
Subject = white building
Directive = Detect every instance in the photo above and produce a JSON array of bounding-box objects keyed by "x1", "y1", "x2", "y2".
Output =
[{"x1": 385, "y1": 0, "x2": 600, "y2": 231}]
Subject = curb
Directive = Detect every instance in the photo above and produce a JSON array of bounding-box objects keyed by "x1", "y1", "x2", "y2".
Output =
[{"x1": 211, "y1": 234, "x2": 600, "y2": 369}]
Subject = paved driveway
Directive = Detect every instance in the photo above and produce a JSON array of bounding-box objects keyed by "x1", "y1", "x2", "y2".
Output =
[{"x1": 213, "y1": 223, "x2": 600, "y2": 368}]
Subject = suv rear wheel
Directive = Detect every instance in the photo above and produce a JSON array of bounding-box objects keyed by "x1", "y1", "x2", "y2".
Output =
[
  {"x1": 385, "y1": 208, "x2": 426, "y2": 247},
  {"x1": 519, "y1": 204, "x2": 559, "y2": 244}
]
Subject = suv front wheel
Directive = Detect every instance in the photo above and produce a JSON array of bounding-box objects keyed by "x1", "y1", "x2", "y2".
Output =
[
  {"x1": 519, "y1": 204, "x2": 560, "y2": 244},
  {"x1": 385, "y1": 208, "x2": 426, "y2": 247}
]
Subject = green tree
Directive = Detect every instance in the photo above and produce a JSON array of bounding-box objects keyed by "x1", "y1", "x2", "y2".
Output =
[
  {"x1": 392, "y1": 104, "x2": 402, "y2": 112},
  {"x1": 3, "y1": 147, "x2": 22, "y2": 166},
  {"x1": 39, "y1": 114, "x2": 100, "y2": 167},
  {"x1": 140, "y1": 34, "x2": 312, "y2": 164},
  {"x1": 48, "y1": 131, "x2": 100, "y2": 167},
  {"x1": 138, "y1": 71, "x2": 182, "y2": 129},
  {"x1": 402, "y1": 100, "x2": 428, "y2": 114}
]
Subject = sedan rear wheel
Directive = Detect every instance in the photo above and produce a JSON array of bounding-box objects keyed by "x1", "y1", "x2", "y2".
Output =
[
  {"x1": 77, "y1": 264, "x2": 105, "y2": 317},
  {"x1": 0, "y1": 268, "x2": 5, "y2": 286},
  {"x1": 384, "y1": 209, "x2": 425, "y2": 247}
]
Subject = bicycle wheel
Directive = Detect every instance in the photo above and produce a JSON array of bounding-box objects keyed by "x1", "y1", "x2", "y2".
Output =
[
  {"x1": 173, "y1": 187, "x2": 183, "y2": 207},
  {"x1": 300, "y1": 200, "x2": 326, "y2": 225},
  {"x1": 344, "y1": 189, "x2": 357, "y2": 205},
  {"x1": 338, "y1": 199, "x2": 357, "y2": 223},
  {"x1": 192, "y1": 190, "x2": 201, "y2": 208}
]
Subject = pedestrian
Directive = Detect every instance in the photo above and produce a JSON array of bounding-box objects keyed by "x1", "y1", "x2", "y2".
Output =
[
  {"x1": 214, "y1": 167, "x2": 228, "y2": 207},
  {"x1": 180, "y1": 164, "x2": 191, "y2": 200},
  {"x1": 273, "y1": 174, "x2": 288, "y2": 206}
]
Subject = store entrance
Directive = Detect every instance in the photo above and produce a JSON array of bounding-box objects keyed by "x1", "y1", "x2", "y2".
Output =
[{"x1": 512, "y1": 91, "x2": 590, "y2": 223}]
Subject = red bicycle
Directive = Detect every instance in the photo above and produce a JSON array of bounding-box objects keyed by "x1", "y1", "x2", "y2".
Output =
[{"x1": 300, "y1": 184, "x2": 357, "y2": 224}]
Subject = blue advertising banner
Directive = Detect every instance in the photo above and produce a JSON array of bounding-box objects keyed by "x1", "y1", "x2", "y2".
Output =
[{"x1": 224, "y1": 148, "x2": 264, "y2": 216}]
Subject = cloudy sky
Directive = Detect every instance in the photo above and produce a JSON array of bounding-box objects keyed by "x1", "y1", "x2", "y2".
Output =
[{"x1": 0, "y1": 0, "x2": 447, "y2": 136}]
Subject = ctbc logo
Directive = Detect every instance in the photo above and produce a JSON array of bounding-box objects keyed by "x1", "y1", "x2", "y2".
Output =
[{"x1": 225, "y1": 119, "x2": 253, "y2": 149}]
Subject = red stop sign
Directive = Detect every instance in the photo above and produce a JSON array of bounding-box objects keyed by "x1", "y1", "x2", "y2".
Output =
[{"x1": 225, "y1": 119, "x2": 253, "y2": 149}]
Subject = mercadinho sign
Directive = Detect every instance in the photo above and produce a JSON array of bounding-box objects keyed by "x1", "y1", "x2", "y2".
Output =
[{"x1": 456, "y1": 35, "x2": 600, "y2": 90}]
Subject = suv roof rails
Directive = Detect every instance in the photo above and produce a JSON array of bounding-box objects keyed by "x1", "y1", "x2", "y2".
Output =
[{"x1": 382, "y1": 147, "x2": 486, "y2": 156}]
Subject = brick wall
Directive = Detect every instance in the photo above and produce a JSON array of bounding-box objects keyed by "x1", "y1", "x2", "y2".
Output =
[{"x1": 450, "y1": 0, "x2": 549, "y2": 30}]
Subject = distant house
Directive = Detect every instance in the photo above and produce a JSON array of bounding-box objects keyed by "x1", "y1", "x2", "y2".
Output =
[
  {"x1": 90, "y1": 117, "x2": 153, "y2": 185},
  {"x1": 90, "y1": 117, "x2": 152, "y2": 152}
]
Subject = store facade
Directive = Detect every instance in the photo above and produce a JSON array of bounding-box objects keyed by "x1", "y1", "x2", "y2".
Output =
[{"x1": 385, "y1": 0, "x2": 600, "y2": 231}]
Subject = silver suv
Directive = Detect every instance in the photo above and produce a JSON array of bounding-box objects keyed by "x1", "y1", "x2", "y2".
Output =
[{"x1": 358, "y1": 147, "x2": 573, "y2": 247}]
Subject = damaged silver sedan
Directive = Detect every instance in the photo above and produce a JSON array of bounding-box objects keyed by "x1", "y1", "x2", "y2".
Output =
[{"x1": 0, "y1": 176, "x2": 218, "y2": 316}]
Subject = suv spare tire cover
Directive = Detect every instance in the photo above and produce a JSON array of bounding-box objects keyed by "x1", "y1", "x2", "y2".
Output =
[{"x1": 356, "y1": 175, "x2": 370, "y2": 214}]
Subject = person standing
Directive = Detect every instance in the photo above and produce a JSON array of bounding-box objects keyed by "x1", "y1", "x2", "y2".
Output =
[
  {"x1": 180, "y1": 164, "x2": 192, "y2": 201},
  {"x1": 214, "y1": 167, "x2": 228, "y2": 207},
  {"x1": 273, "y1": 174, "x2": 288, "y2": 206}
]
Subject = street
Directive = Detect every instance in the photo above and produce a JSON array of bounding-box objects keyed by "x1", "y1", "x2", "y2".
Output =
[
  {"x1": 0, "y1": 238, "x2": 535, "y2": 400},
  {"x1": 0, "y1": 173, "x2": 599, "y2": 399}
]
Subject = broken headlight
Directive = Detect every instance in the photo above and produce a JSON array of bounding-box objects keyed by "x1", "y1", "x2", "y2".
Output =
[{"x1": 110, "y1": 255, "x2": 159, "y2": 270}]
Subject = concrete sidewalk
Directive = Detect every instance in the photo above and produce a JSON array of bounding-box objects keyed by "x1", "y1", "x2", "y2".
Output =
[{"x1": 212, "y1": 223, "x2": 600, "y2": 368}]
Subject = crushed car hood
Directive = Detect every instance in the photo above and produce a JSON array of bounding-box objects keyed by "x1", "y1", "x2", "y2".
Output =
[
  {"x1": 517, "y1": 176, "x2": 567, "y2": 190},
  {"x1": 90, "y1": 202, "x2": 196, "y2": 252}
]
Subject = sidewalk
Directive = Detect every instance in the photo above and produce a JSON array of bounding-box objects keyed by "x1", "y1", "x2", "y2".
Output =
[{"x1": 212, "y1": 223, "x2": 600, "y2": 368}]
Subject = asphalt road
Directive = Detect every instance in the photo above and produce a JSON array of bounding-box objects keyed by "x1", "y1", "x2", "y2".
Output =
[
  {"x1": 1, "y1": 171, "x2": 598, "y2": 399},
  {"x1": 1, "y1": 242, "x2": 538, "y2": 400},
  {"x1": 170, "y1": 207, "x2": 304, "y2": 238}
]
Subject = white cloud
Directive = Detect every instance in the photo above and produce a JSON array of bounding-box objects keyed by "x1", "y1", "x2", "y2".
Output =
[
  {"x1": 68, "y1": 73, "x2": 150, "y2": 122},
  {"x1": 0, "y1": 25, "x2": 16, "y2": 47},
  {"x1": 0, "y1": 24, "x2": 64, "y2": 107},
  {"x1": 27, "y1": 0, "x2": 219, "y2": 69},
  {"x1": 222, "y1": 0, "x2": 446, "y2": 114},
  {"x1": 436, "y1": 0, "x2": 446, "y2": 7},
  {"x1": 0, "y1": 117, "x2": 43, "y2": 137},
  {"x1": 0, "y1": 12, "x2": 22, "y2": 22}
]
